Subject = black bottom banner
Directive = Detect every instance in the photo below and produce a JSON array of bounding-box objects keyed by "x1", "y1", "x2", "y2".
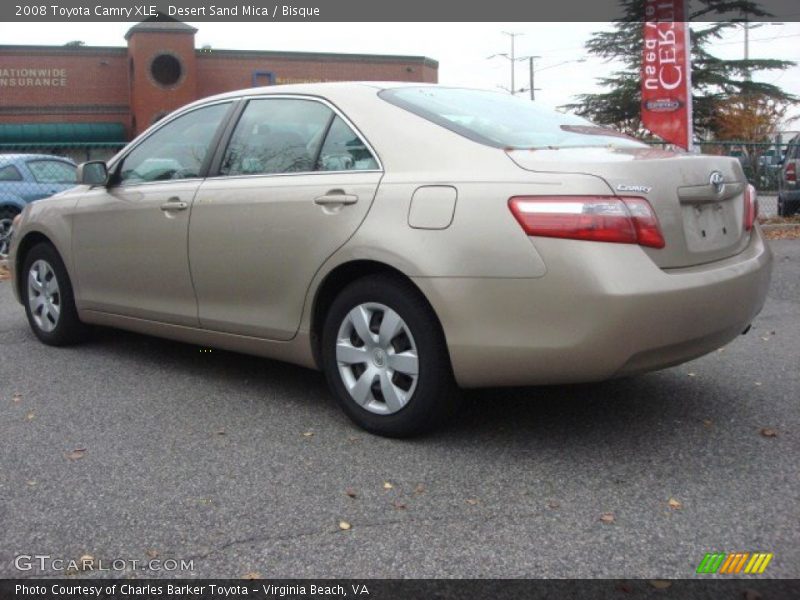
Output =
[{"x1": 2, "y1": 579, "x2": 800, "y2": 600}]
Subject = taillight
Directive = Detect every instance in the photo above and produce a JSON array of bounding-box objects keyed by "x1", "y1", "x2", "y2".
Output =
[
  {"x1": 508, "y1": 195, "x2": 665, "y2": 249},
  {"x1": 786, "y1": 162, "x2": 797, "y2": 183},
  {"x1": 744, "y1": 184, "x2": 758, "y2": 231}
]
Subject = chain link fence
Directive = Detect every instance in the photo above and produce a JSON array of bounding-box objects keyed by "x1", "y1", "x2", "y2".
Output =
[
  {"x1": 699, "y1": 141, "x2": 790, "y2": 217},
  {"x1": 646, "y1": 141, "x2": 791, "y2": 217}
]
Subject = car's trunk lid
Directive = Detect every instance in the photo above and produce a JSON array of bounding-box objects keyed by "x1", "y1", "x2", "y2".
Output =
[{"x1": 506, "y1": 146, "x2": 751, "y2": 268}]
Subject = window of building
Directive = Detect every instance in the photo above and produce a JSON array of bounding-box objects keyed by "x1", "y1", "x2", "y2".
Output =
[
  {"x1": 117, "y1": 102, "x2": 230, "y2": 184},
  {"x1": 150, "y1": 53, "x2": 183, "y2": 87}
]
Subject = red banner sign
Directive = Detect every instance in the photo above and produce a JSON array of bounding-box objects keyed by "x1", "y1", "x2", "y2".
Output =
[{"x1": 641, "y1": 0, "x2": 693, "y2": 150}]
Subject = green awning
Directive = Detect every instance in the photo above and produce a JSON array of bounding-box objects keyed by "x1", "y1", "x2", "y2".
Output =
[{"x1": 0, "y1": 122, "x2": 126, "y2": 144}]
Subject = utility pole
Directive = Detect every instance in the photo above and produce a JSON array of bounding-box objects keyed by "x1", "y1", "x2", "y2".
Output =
[
  {"x1": 529, "y1": 57, "x2": 537, "y2": 100},
  {"x1": 744, "y1": 18, "x2": 751, "y2": 81},
  {"x1": 504, "y1": 32, "x2": 522, "y2": 94}
]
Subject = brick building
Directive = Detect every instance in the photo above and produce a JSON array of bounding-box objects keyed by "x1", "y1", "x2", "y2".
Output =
[{"x1": 0, "y1": 18, "x2": 438, "y2": 144}]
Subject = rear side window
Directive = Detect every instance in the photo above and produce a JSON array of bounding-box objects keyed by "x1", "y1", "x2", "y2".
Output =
[
  {"x1": 0, "y1": 164, "x2": 23, "y2": 181},
  {"x1": 380, "y1": 87, "x2": 645, "y2": 150},
  {"x1": 317, "y1": 116, "x2": 379, "y2": 171},
  {"x1": 26, "y1": 160, "x2": 76, "y2": 184},
  {"x1": 220, "y1": 98, "x2": 332, "y2": 176}
]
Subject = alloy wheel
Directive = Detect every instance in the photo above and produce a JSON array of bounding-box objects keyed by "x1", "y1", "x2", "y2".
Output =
[
  {"x1": 27, "y1": 259, "x2": 61, "y2": 332},
  {"x1": 335, "y1": 302, "x2": 419, "y2": 415}
]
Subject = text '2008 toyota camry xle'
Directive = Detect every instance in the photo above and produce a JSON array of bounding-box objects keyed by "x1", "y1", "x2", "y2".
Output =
[{"x1": 8, "y1": 83, "x2": 772, "y2": 437}]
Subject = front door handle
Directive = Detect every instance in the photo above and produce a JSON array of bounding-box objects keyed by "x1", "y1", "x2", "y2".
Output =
[
  {"x1": 160, "y1": 197, "x2": 189, "y2": 212},
  {"x1": 314, "y1": 191, "x2": 358, "y2": 206}
]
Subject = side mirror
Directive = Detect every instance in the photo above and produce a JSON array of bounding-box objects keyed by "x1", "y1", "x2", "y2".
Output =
[{"x1": 77, "y1": 161, "x2": 108, "y2": 186}]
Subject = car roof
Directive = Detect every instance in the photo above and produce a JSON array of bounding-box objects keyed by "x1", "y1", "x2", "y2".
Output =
[
  {"x1": 189, "y1": 81, "x2": 437, "y2": 105},
  {"x1": 0, "y1": 153, "x2": 76, "y2": 166}
]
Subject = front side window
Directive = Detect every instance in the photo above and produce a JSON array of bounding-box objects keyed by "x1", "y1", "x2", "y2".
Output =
[
  {"x1": 118, "y1": 102, "x2": 230, "y2": 185},
  {"x1": 220, "y1": 99, "x2": 332, "y2": 176},
  {"x1": 0, "y1": 164, "x2": 23, "y2": 181},
  {"x1": 380, "y1": 87, "x2": 646, "y2": 150},
  {"x1": 26, "y1": 160, "x2": 76, "y2": 184},
  {"x1": 317, "y1": 116, "x2": 379, "y2": 171}
]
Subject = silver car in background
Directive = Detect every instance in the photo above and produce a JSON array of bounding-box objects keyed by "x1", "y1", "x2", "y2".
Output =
[{"x1": 8, "y1": 83, "x2": 772, "y2": 436}]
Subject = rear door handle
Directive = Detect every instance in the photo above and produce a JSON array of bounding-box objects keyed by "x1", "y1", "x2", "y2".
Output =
[
  {"x1": 314, "y1": 191, "x2": 358, "y2": 206},
  {"x1": 160, "y1": 197, "x2": 189, "y2": 212}
]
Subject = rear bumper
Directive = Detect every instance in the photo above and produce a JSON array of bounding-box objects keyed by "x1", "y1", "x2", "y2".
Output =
[{"x1": 413, "y1": 227, "x2": 772, "y2": 388}]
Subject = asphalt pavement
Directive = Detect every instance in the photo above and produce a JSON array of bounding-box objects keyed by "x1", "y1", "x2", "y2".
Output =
[{"x1": 1, "y1": 240, "x2": 798, "y2": 579}]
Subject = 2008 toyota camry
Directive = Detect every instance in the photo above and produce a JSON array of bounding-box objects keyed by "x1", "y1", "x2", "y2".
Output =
[{"x1": 8, "y1": 83, "x2": 772, "y2": 436}]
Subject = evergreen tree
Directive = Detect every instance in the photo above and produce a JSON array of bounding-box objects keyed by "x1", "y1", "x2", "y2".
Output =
[{"x1": 564, "y1": 0, "x2": 795, "y2": 139}]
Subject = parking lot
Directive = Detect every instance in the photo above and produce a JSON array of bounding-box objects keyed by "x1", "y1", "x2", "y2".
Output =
[{"x1": 1, "y1": 240, "x2": 798, "y2": 579}]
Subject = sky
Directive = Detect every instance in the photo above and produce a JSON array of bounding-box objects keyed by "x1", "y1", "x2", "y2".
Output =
[{"x1": 1, "y1": 21, "x2": 799, "y2": 127}]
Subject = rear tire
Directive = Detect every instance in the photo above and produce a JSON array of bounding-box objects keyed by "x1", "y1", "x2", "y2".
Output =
[
  {"x1": 0, "y1": 206, "x2": 20, "y2": 256},
  {"x1": 321, "y1": 275, "x2": 459, "y2": 437},
  {"x1": 21, "y1": 242, "x2": 88, "y2": 346}
]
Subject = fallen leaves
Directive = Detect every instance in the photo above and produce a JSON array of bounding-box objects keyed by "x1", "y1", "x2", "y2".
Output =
[
  {"x1": 26, "y1": 412, "x2": 35, "y2": 421},
  {"x1": 26, "y1": 480, "x2": 37, "y2": 487},
  {"x1": 600, "y1": 512, "x2": 615, "y2": 524},
  {"x1": 702, "y1": 419, "x2": 713, "y2": 429},
  {"x1": 344, "y1": 487, "x2": 357, "y2": 499},
  {"x1": 65, "y1": 448, "x2": 86, "y2": 461},
  {"x1": 647, "y1": 580, "x2": 672, "y2": 590},
  {"x1": 78, "y1": 555, "x2": 95, "y2": 570},
  {"x1": 414, "y1": 484, "x2": 425, "y2": 495},
  {"x1": 763, "y1": 226, "x2": 800, "y2": 240},
  {"x1": 547, "y1": 500, "x2": 560, "y2": 509},
  {"x1": 0, "y1": 260, "x2": 9, "y2": 281},
  {"x1": 382, "y1": 481, "x2": 393, "y2": 490},
  {"x1": 242, "y1": 572, "x2": 261, "y2": 580},
  {"x1": 12, "y1": 393, "x2": 22, "y2": 403},
  {"x1": 392, "y1": 500, "x2": 407, "y2": 510},
  {"x1": 338, "y1": 520, "x2": 351, "y2": 531},
  {"x1": 760, "y1": 428, "x2": 779, "y2": 438},
  {"x1": 465, "y1": 498, "x2": 480, "y2": 506},
  {"x1": 302, "y1": 431, "x2": 314, "y2": 438},
  {"x1": 667, "y1": 498, "x2": 683, "y2": 510},
  {"x1": 145, "y1": 549, "x2": 159, "y2": 559},
  {"x1": 215, "y1": 428, "x2": 226, "y2": 436}
]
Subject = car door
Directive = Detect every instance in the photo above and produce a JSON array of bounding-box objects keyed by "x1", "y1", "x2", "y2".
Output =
[
  {"x1": 72, "y1": 101, "x2": 233, "y2": 325},
  {"x1": 189, "y1": 96, "x2": 382, "y2": 340}
]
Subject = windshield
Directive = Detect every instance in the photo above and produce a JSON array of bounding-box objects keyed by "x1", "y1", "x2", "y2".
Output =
[{"x1": 379, "y1": 87, "x2": 646, "y2": 150}]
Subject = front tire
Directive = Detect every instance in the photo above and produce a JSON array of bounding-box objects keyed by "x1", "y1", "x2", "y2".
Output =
[
  {"x1": 21, "y1": 243, "x2": 88, "y2": 346},
  {"x1": 321, "y1": 275, "x2": 458, "y2": 437},
  {"x1": 0, "y1": 206, "x2": 20, "y2": 256}
]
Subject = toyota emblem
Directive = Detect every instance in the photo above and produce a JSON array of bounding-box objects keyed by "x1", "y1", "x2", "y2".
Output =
[{"x1": 709, "y1": 171, "x2": 725, "y2": 194}]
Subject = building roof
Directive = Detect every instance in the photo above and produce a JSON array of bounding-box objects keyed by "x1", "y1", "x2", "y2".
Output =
[{"x1": 125, "y1": 15, "x2": 198, "y2": 40}]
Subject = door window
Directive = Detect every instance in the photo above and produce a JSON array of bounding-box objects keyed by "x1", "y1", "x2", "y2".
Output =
[
  {"x1": 26, "y1": 160, "x2": 77, "y2": 184},
  {"x1": 0, "y1": 165, "x2": 23, "y2": 181},
  {"x1": 220, "y1": 98, "x2": 333, "y2": 176},
  {"x1": 118, "y1": 102, "x2": 230, "y2": 185},
  {"x1": 317, "y1": 116, "x2": 379, "y2": 171}
]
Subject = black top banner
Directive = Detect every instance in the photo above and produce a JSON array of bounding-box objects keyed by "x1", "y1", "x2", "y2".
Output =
[{"x1": 3, "y1": 0, "x2": 800, "y2": 22}]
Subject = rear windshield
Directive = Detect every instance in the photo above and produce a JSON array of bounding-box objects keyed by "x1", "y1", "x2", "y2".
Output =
[{"x1": 379, "y1": 87, "x2": 646, "y2": 150}]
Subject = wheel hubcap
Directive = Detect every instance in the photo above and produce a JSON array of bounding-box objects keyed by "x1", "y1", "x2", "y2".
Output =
[
  {"x1": 336, "y1": 302, "x2": 419, "y2": 415},
  {"x1": 27, "y1": 259, "x2": 61, "y2": 332}
]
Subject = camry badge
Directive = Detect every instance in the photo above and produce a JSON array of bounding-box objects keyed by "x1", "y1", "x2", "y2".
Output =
[
  {"x1": 616, "y1": 184, "x2": 652, "y2": 194},
  {"x1": 709, "y1": 171, "x2": 725, "y2": 194}
]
